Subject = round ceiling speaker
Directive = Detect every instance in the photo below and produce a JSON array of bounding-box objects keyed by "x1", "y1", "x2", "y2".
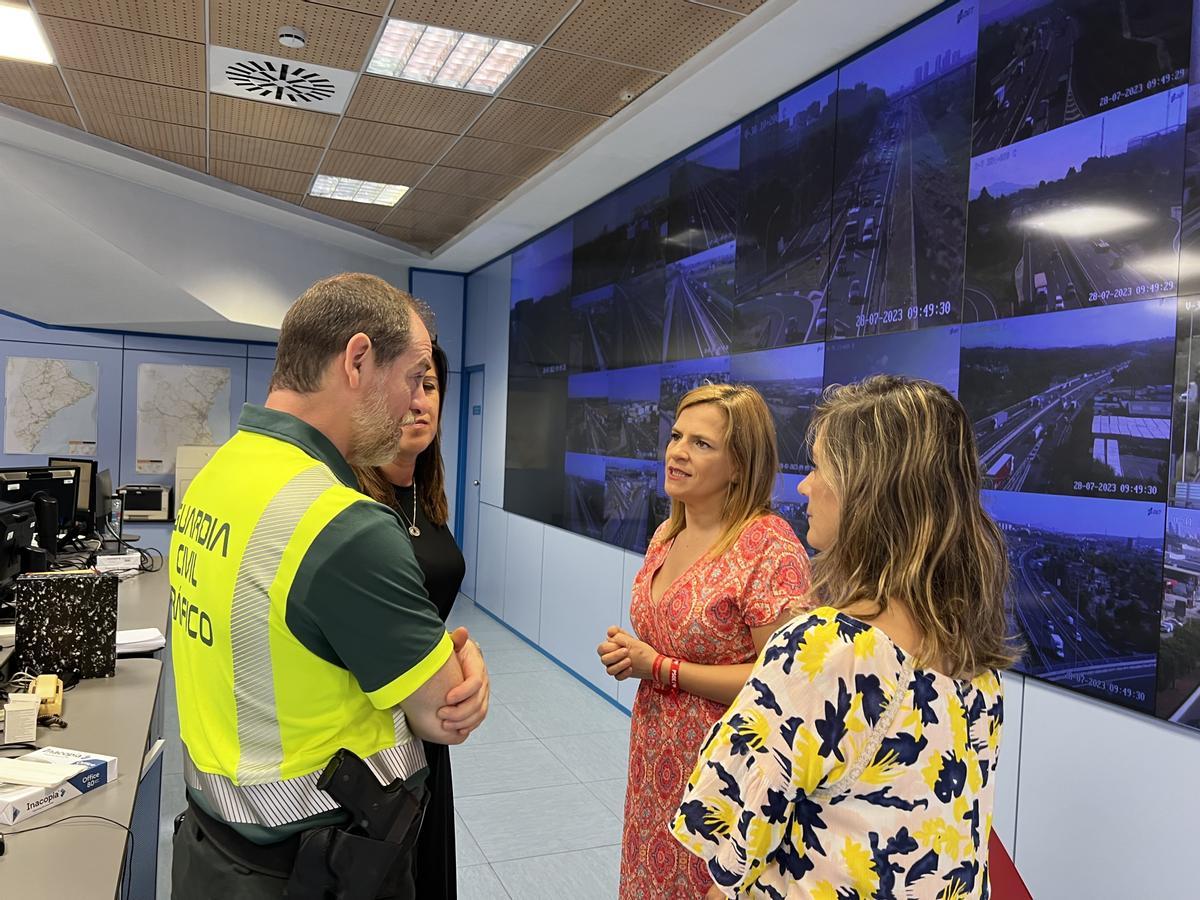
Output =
[{"x1": 277, "y1": 26, "x2": 307, "y2": 49}]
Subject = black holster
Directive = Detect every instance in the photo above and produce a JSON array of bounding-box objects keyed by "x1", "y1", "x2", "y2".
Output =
[{"x1": 284, "y1": 749, "x2": 428, "y2": 900}]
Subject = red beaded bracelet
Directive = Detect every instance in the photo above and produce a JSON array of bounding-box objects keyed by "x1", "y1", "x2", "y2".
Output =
[{"x1": 668, "y1": 657, "x2": 681, "y2": 693}]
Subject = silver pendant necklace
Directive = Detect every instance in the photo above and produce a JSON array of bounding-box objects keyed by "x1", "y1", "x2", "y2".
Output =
[{"x1": 399, "y1": 480, "x2": 421, "y2": 538}]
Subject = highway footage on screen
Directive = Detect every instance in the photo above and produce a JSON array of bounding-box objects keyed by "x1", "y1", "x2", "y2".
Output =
[{"x1": 504, "y1": 0, "x2": 1200, "y2": 733}]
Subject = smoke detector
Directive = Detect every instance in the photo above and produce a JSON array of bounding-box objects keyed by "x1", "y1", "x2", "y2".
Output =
[{"x1": 277, "y1": 26, "x2": 307, "y2": 49}]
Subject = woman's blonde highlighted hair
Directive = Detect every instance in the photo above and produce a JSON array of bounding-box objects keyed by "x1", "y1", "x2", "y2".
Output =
[
  {"x1": 658, "y1": 383, "x2": 779, "y2": 559},
  {"x1": 808, "y1": 375, "x2": 1018, "y2": 679}
]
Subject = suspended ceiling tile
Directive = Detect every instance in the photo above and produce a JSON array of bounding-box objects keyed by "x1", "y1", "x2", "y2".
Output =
[
  {"x1": 210, "y1": 95, "x2": 337, "y2": 146},
  {"x1": 397, "y1": 188, "x2": 495, "y2": 219},
  {"x1": 309, "y1": 0, "x2": 391, "y2": 13},
  {"x1": 0, "y1": 97, "x2": 81, "y2": 129},
  {"x1": 39, "y1": 17, "x2": 205, "y2": 90},
  {"x1": 0, "y1": 60, "x2": 72, "y2": 105},
  {"x1": 210, "y1": 160, "x2": 313, "y2": 194},
  {"x1": 254, "y1": 189, "x2": 306, "y2": 205},
  {"x1": 319, "y1": 151, "x2": 431, "y2": 187},
  {"x1": 417, "y1": 166, "x2": 522, "y2": 200},
  {"x1": 302, "y1": 195, "x2": 395, "y2": 224},
  {"x1": 500, "y1": 49, "x2": 662, "y2": 117},
  {"x1": 467, "y1": 98, "x2": 605, "y2": 151},
  {"x1": 210, "y1": 0, "x2": 383, "y2": 71},
  {"x1": 345, "y1": 76, "x2": 488, "y2": 133},
  {"x1": 693, "y1": 0, "x2": 765, "y2": 12},
  {"x1": 548, "y1": 0, "x2": 740, "y2": 72},
  {"x1": 34, "y1": 0, "x2": 205, "y2": 42},
  {"x1": 65, "y1": 71, "x2": 205, "y2": 128},
  {"x1": 439, "y1": 136, "x2": 560, "y2": 179},
  {"x1": 330, "y1": 118, "x2": 456, "y2": 164},
  {"x1": 383, "y1": 0, "x2": 577, "y2": 44},
  {"x1": 383, "y1": 205, "x2": 473, "y2": 233},
  {"x1": 89, "y1": 112, "x2": 206, "y2": 156},
  {"x1": 211, "y1": 131, "x2": 325, "y2": 173},
  {"x1": 143, "y1": 148, "x2": 207, "y2": 172}
]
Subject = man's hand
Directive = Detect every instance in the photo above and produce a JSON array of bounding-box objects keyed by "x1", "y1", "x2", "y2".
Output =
[
  {"x1": 705, "y1": 885, "x2": 725, "y2": 900},
  {"x1": 437, "y1": 627, "x2": 489, "y2": 738}
]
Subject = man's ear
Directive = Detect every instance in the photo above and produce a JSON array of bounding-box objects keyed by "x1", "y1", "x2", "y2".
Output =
[{"x1": 343, "y1": 333, "x2": 373, "y2": 390}]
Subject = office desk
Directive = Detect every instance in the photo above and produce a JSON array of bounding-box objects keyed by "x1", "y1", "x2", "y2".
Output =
[{"x1": 0, "y1": 567, "x2": 170, "y2": 899}]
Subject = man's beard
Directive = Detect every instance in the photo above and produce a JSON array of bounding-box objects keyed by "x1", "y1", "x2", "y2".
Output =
[{"x1": 347, "y1": 383, "x2": 414, "y2": 467}]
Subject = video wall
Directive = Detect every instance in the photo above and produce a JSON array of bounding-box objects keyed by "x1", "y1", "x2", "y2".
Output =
[{"x1": 505, "y1": 0, "x2": 1200, "y2": 733}]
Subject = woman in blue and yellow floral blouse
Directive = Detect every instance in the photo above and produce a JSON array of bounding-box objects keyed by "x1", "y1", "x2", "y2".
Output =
[{"x1": 673, "y1": 375, "x2": 1017, "y2": 899}]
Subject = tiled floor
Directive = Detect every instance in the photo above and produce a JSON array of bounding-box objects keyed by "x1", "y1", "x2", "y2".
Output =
[{"x1": 157, "y1": 596, "x2": 631, "y2": 899}]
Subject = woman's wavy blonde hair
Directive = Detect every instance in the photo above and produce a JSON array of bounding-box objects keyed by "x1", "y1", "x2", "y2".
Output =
[
  {"x1": 658, "y1": 383, "x2": 780, "y2": 559},
  {"x1": 808, "y1": 375, "x2": 1018, "y2": 679}
]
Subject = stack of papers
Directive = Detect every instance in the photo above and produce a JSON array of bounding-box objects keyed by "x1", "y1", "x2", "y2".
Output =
[
  {"x1": 0, "y1": 757, "x2": 84, "y2": 788},
  {"x1": 116, "y1": 628, "x2": 166, "y2": 654}
]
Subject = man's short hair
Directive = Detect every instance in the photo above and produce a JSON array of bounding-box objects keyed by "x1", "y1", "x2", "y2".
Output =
[{"x1": 270, "y1": 273, "x2": 434, "y2": 394}]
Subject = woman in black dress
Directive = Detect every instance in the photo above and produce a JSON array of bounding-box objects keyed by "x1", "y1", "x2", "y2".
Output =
[{"x1": 356, "y1": 342, "x2": 471, "y2": 900}]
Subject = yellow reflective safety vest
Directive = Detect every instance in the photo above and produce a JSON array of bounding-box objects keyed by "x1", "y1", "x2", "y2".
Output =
[{"x1": 170, "y1": 422, "x2": 433, "y2": 828}]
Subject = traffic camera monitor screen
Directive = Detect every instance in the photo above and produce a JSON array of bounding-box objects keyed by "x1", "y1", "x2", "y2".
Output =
[{"x1": 504, "y1": 0, "x2": 1200, "y2": 736}]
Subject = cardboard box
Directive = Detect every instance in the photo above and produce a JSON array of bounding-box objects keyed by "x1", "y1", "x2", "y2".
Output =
[{"x1": 0, "y1": 746, "x2": 118, "y2": 825}]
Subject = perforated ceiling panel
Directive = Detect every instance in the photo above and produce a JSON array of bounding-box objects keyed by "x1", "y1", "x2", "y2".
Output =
[
  {"x1": 210, "y1": 0, "x2": 382, "y2": 71},
  {"x1": 146, "y1": 149, "x2": 207, "y2": 172},
  {"x1": 500, "y1": 49, "x2": 663, "y2": 117},
  {"x1": 210, "y1": 160, "x2": 312, "y2": 195},
  {"x1": 418, "y1": 166, "x2": 523, "y2": 200},
  {"x1": 383, "y1": 206, "x2": 474, "y2": 233},
  {"x1": 319, "y1": 151, "x2": 431, "y2": 187},
  {"x1": 87, "y1": 113, "x2": 206, "y2": 156},
  {"x1": 548, "y1": 0, "x2": 741, "y2": 72},
  {"x1": 346, "y1": 77, "x2": 489, "y2": 133},
  {"x1": 33, "y1": 0, "x2": 205, "y2": 41},
  {"x1": 330, "y1": 118, "x2": 458, "y2": 164},
  {"x1": 65, "y1": 71, "x2": 205, "y2": 128},
  {"x1": 467, "y1": 99, "x2": 605, "y2": 151},
  {"x1": 384, "y1": 0, "x2": 577, "y2": 45},
  {"x1": 209, "y1": 95, "x2": 337, "y2": 145},
  {"x1": 38, "y1": 17, "x2": 205, "y2": 89},
  {"x1": 210, "y1": 132, "x2": 325, "y2": 173},
  {"x1": 0, "y1": 59, "x2": 73, "y2": 104},
  {"x1": 0, "y1": 97, "x2": 80, "y2": 128},
  {"x1": 302, "y1": 196, "x2": 394, "y2": 224},
  {"x1": 439, "y1": 136, "x2": 560, "y2": 179},
  {"x1": 395, "y1": 189, "x2": 496, "y2": 219}
]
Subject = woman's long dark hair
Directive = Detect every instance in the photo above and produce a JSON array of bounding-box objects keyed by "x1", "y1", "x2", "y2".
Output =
[{"x1": 355, "y1": 342, "x2": 451, "y2": 526}]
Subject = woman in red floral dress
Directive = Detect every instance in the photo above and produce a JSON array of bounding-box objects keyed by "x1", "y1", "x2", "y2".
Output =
[{"x1": 597, "y1": 383, "x2": 812, "y2": 900}]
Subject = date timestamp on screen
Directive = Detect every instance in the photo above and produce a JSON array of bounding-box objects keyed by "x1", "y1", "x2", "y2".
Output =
[
  {"x1": 1069, "y1": 672, "x2": 1146, "y2": 706},
  {"x1": 1088, "y1": 281, "x2": 1176, "y2": 304},
  {"x1": 1072, "y1": 481, "x2": 1159, "y2": 496},
  {"x1": 855, "y1": 301, "x2": 953, "y2": 329}
]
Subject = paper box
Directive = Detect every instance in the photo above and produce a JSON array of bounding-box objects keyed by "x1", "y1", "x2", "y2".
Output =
[{"x1": 0, "y1": 746, "x2": 118, "y2": 825}]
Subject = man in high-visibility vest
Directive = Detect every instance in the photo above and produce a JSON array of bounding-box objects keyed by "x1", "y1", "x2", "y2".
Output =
[{"x1": 169, "y1": 273, "x2": 489, "y2": 898}]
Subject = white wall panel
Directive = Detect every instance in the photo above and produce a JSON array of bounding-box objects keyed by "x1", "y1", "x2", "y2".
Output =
[
  {"x1": 1013, "y1": 679, "x2": 1196, "y2": 900},
  {"x1": 540, "y1": 528, "x2": 625, "y2": 699},
  {"x1": 617, "y1": 551, "x2": 643, "y2": 712},
  {"x1": 992, "y1": 670, "x2": 1023, "y2": 852},
  {"x1": 502, "y1": 513, "x2": 544, "y2": 641},
  {"x1": 464, "y1": 257, "x2": 510, "y2": 509},
  {"x1": 475, "y1": 502, "x2": 508, "y2": 618}
]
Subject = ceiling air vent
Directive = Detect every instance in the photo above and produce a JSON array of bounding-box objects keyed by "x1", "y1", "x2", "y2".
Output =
[{"x1": 209, "y1": 46, "x2": 357, "y2": 114}]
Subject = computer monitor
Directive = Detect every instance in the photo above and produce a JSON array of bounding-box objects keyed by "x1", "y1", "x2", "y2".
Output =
[
  {"x1": 95, "y1": 468, "x2": 114, "y2": 532},
  {"x1": 0, "y1": 467, "x2": 80, "y2": 535},
  {"x1": 0, "y1": 499, "x2": 35, "y2": 586},
  {"x1": 48, "y1": 457, "x2": 97, "y2": 533}
]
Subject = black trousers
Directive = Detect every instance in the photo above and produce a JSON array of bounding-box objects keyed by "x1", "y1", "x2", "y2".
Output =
[{"x1": 171, "y1": 801, "x2": 417, "y2": 900}]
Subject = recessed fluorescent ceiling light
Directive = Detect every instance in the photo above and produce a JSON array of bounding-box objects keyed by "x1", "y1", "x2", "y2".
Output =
[
  {"x1": 367, "y1": 19, "x2": 532, "y2": 94},
  {"x1": 0, "y1": 2, "x2": 54, "y2": 65},
  {"x1": 310, "y1": 175, "x2": 408, "y2": 206}
]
